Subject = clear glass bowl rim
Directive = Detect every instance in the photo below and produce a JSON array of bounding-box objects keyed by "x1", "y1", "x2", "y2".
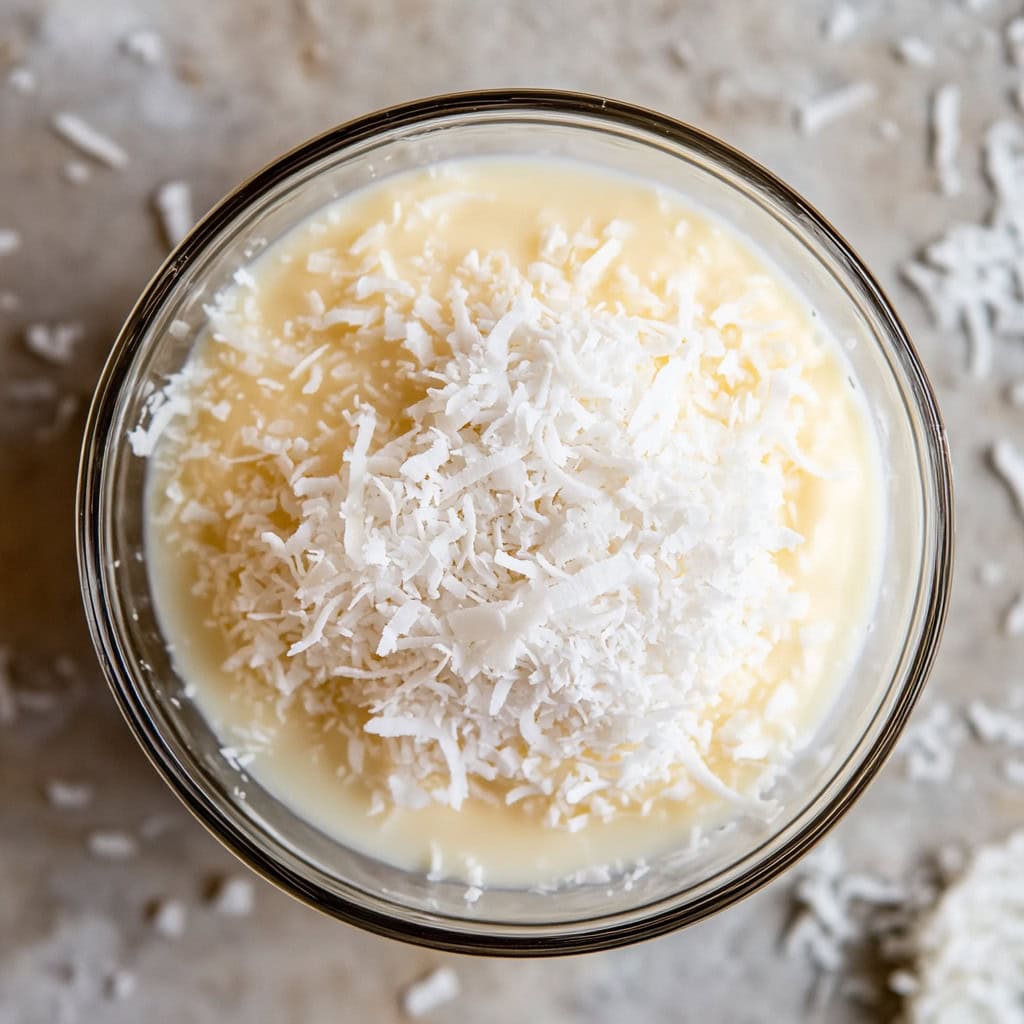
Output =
[{"x1": 76, "y1": 89, "x2": 954, "y2": 956}]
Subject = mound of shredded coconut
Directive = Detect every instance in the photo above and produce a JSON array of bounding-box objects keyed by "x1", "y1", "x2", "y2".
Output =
[
  {"x1": 140, "y1": 208, "x2": 824, "y2": 827},
  {"x1": 903, "y1": 121, "x2": 1024, "y2": 378},
  {"x1": 903, "y1": 832, "x2": 1024, "y2": 1023}
]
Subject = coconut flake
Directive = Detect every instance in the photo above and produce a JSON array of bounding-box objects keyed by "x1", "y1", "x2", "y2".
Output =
[
  {"x1": 24, "y1": 322, "x2": 84, "y2": 365},
  {"x1": 991, "y1": 439, "x2": 1024, "y2": 520},
  {"x1": 796, "y1": 81, "x2": 877, "y2": 135},
  {"x1": 150, "y1": 899, "x2": 187, "y2": 939},
  {"x1": 894, "y1": 37, "x2": 936, "y2": 67},
  {"x1": 120, "y1": 28, "x2": 164, "y2": 65},
  {"x1": 51, "y1": 113, "x2": 128, "y2": 169},
  {"x1": 87, "y1": 830, "x2": 138, "y2": 860},
  {"x1": 931, "y1": 85, "x2": 962, "y2": 198},
  {"x1": 401, "y1": 967, "x2": 460, "y2": 1018},
  {"x1": 154, "y1": 181, "x2": 194, "y2": 248},
  {"x1": 0, "y1": 229, "x2": 21, "y2": 255},
  {"x1": 208, "y1": 876, "x2": 255, "y2": 916}
]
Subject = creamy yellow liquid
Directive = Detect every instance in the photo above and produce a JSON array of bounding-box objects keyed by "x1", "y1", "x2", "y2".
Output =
[{"x1": 145, "y1": 158, "x2": 884, "y2": 888}]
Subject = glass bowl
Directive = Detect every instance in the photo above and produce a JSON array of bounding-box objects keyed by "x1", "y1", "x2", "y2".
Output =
[{"x1": 76, "y1": 90, "x2": 953, "y2": 955}]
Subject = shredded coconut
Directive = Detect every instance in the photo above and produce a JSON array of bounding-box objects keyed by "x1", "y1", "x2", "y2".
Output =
[
  {"x1": 120, "y1": 28, "x2": 164, "y2": 65},
  {"x1": 147, "y1": 212, "x2": 826, "y2": 825},
  {"x1": 900, "y1": 702, "x2": 966, "y2": 783},
  {"x1": 150, "y1": 899, "x2": 187, "y2": 938},
  {"x1": 822, "y1": 4, "x2": 860, "y2": 43},
  {"x1": 51, "y1": 113, "x2": 128, "y2": 169},
  {"x1": 7, "y1": 65, "x2": 36, "y2": 94},
  {"x1": 894, "y1": 36, "x2": 936, "y2": 67},
  {"x1": 931, "y1": 85, "x2": 962, "y2": 198},
  {"x1": 796, "y1": 81, "x2": 877, "y2": 135},
  {"x1": 0, "y1": 229, "x2": 21, "y2": 255},
  {"x1": 87, "y1": 830, "x2": 138, "y2": 860},
  {"x1": 24, "y1": 321, "x2": 84, "y2": 365},
  {"x1": 154, "y1": 181, "x2": 194, "y2": 248},
  {"x1": 401, "y1": 966, "x2": 460, "y2": 1017},
  {"x1": 903, "y1": 832, "x2": 1024, "y2": 1022},
  {"x1": 105, "y1": 969, "x2": 136, "y2": 1002},
  {"x1": 208, "y1": 876, "x2": 255, "y2": 916},
  {"x1": 991, "y1": 438, "x2": 1024, "y2": 520},
  {"x1": 45, "y1": 780, "x2": 94, "y2": 810},
  {"x1": 902, "y1": 122, "x2": 1024, "y2": 378}
]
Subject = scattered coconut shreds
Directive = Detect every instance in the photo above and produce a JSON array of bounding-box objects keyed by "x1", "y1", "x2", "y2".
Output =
[
  {"x1": 153, "y1": 181, "x2": 194, "y2": 248},
  {"x1": 966, "y1": 699, "x2": 1024, "y2": 747},
  {"x1": 7, "y1": 65, "x2": 36, "y2": 94},
  {"x1": 0, "y1": 229, "x2": 21, "y2": 255},
  {"x1": 823, "y1": 3, "x2": 860, "y2": 43},
  {"x1": 208, "y1": 876, "x2": 255, "y2": 916},
  {"x1": 0, "y1": 647, "x2": 15, "y2": 725},
  {"x1": 150, "y1": 899, "x2": 187, "y2": 939},
  {"x1": 105, "y1": 969, "x2": 136, "y2": 1002},
  {"x1": 401, "y1": 967, "x2": 460, "y2": 1018},
  {"x1": 991, "y1": 439, "x2": 1024, "y2": 520},
  {"x1": 902, "y1": 121, "x2": 1024, "y2": 378},
  {"x1": 931, "y1": 84, "x2": 962, "y2": 198},
  {"x1": 796, "y1": 81, "x2": 877, "y2": 135},
  {"x1": 784, "y1": 842, "x2": 928, "y2": 1006},
  {"x1": 900, "y1": 702, "x2": 966, "y2": 783},
  {"x1": 51, "y1": 112, "x2": 128, "y2": 170},
  {"x1": 87, "y1": 830, "x2": 138, "y2": 860},
  {"x1": 120, "y1": 28, "x2": 164, "y2": 65},
  {"x1": 24, "y1": 322, "x2": 84, "y2": 365},
  {"x1": 45, "y1": 780, "x2": 94, "y2": 810},
  {"x1": 894, "y1": 36, "x2": 936, "y2": 67},
  {"x1": 902, "y1": 832, "x2": 1024, "y2": 1022},
  {"x1": 63, "y1": 160, "x2": 91, "y2": 186}
]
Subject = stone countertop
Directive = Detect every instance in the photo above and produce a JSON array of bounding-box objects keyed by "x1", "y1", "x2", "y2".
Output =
[{"x1": 2, "y1": 1, "x2": 1023, "y2": 1021}]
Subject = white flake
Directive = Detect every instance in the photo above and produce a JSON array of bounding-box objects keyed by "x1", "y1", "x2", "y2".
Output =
[
  {"x1": 903, "y1": 832, "x2": 1024, "y2": 1022},
  {"x1": 154, "y1": 181, "x2": 194, "y2": 248},
  {"x1": 208, "y1": 875, "x2": 255, "y2": 916},
  {"x1": 894, "y1": 37, "x2": 936, "y2": 67},
  {"x1": 24, "y1": 322, "x2": 84, "y2": 365},
  {"x1": 931, "y1": 85, "x2": 962, "y2": 198},
  {"x1": 121, "y1": 28, "x2": 164, "y2": 65},
  {"x1": 87, "y1": 830, "x2": 138, "y2": 860},
  {"x1": 796, "y1": 81, "x2": 877, "y2": 135},
  {"x1": 0, "y1": 229, "x2": 21, "y2": 255},
  {"x1": 150, "y1": 899, "x2": 187, "y2": 938},
  {"x1": 105, "y1": 969, "x2": 137, "y2": 1001},
  {"x1": 401, "y1": 967, "x2": 460, "y2": 1017},
  {"x1": 51, "y1": 113, "x2": 129, "y2": 169},
  {"x1": 45, "y1": 780, "x2": 94, "y2": 809},
  {"x1": 823, "y1": 4, "x2": 860, "y2": 43},
  {"x1": 7, "y1": 66, "x2": 36, "y2": 94},
  {"x1": 991, "y1": 439, "x2": 1024, "y2": 520},
  {"x1": 1004, "y1": 594, "x2": 1024, "y2": 636}
]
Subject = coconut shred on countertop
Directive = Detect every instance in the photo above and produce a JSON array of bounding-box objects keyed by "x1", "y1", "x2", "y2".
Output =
[{"x1": 135, "y1": 158, "x2": 884, "y2": 887}]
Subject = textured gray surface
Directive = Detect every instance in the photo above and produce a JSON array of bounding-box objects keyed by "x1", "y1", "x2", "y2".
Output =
[{"x1": 2, "y1": 0, "x2": 1023, "y2": 1021}]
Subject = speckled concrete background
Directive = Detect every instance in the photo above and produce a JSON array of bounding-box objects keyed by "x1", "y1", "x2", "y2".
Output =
[{"x1": 3, "y1": 1, "x2": 1024, "y2": 1021}]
